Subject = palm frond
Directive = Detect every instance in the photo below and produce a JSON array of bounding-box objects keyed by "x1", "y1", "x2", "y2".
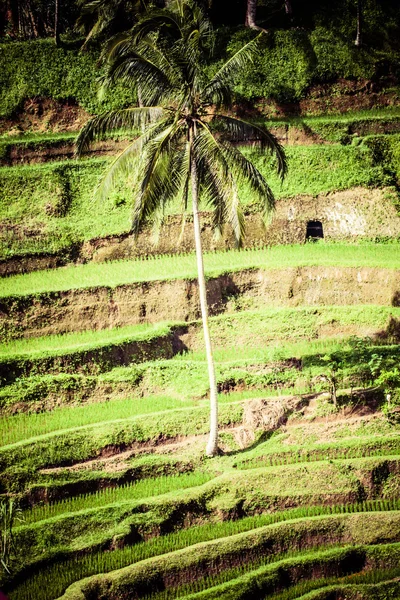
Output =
[
  {"x1": 213, "y1": 115, "x2": 287, "y2": 179},
  {"x1": 196, "y1": 120, "x2": 276, "y2": 223},
  {"x1": 132, "y1": 120, "x2": 187, "y2": 236},
  {"x1": 75, "y1": 107, "x2": 165, "y2": 156},
  {"x1": 219, "y1": 139, "x2": 276, "y2": 218},
  {"x1": 202, "y1": 32, "x2": 263, "y2": 107},
  {"x1": 95, "y1": 117, "x2": 173, "y2": 203},
  {"x1": 105, "y1": 55, "x2": 173, "y2": 104},
  {"x1": 131, "y1": 10, "x2": 184, "y2": 44},
  {"x1": 194, "y1": 124, "x2": 245, "y2": 244}
]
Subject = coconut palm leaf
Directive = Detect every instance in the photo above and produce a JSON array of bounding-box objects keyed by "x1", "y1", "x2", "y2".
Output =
[
  {"x1": 212, "y1": 114, "x2": 287, "y2": 179},
  {"x1": 203, "y1": 32, "x2": 263, "y2": 108},
  {"x1": 95, "y1": 117, "x2": 173, "y2": 203},
  {"x1": 132, "y1": 119, "x2": 186, "y2": 235},
  {"x1": 75, "y1": 106, "x2": 165, "y2": 156}
]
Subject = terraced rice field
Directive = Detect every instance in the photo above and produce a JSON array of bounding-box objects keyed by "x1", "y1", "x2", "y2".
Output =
[
  {"x1": 2, "y1": 246, "x2": 400, "y2": 600},
  {"x1": 1, "y1": 109, "x2": 400, "y2": 600}
]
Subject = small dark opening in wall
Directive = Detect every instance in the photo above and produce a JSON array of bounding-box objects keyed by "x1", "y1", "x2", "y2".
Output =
[{"x1": 306, "y1": 220, "x2": 324, "y2": 241}]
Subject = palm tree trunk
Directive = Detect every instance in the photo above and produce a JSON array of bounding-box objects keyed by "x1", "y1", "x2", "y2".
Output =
[
  {"x1": 190, "y1": 125, "x2": 219, "y2": 458},
  {"x1": 54, "y1": 0, "x2": 60, "y2": 46},
  {"x1": 284, "y1": 0, "x2": 293, "y2": 19},
  {"x1": 354, "y1": 0, "x2": 362, "y2": 47},
  {"x1": 245, "y1": 0, "x2": 258, "y2": 29}
]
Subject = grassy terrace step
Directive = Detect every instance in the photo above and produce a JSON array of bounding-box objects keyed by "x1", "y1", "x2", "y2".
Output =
[
  {"x1": 1, "y1": 109, "x2": 400, "y2": 164},
  {"x1": 174, "y1": 546, "x2": 400, "y2": 600},
  {"x1": 0, "y1": 323, "x2": 174, "y2": 359},
  {"x1": 276, "y1": 575, "x2": 400, "y2": 600},
  {"x1": 1, "y1": 376, "x2": 398, "y2": 473},
  {"x1": 0, "y1": 322, "x2": 184, "y2": 384},
  {"x1": 9, "y1": 509, "x2": 400, "y2": 600},
  {"x1": 0, "y1": 131, "x2": 77, "y2": 162},
  {"x1": 175, "y1": 554, "x2": 400, "y2": 600},
  {"x1": 140, "y1": 569, "x2": 400, "y2": 600},
  {"x1": 1, "y1": 396, "x2": 198, "y2": 445},
  {"x1": 262, "y1": 107, "x2": 400, "y2": 143},
  {"x1": 3, "y1": 264, "x2": 400, "y2": 343},
  {"x1": 2, "y1": 303, "x2": 400, "y2": 381},
  {"x1": 49, "y1": 540, "x2": 400, "y2": 600},
  {"x1": 23, "y1": 472, "x2": 215, "y2": 525},
  {"x1": 284, "y1": 580, "x2": 400, "y2": 600},
  {"x1": 0, "y1": 402, "x2": 244, "y2": 490},
  {"x1": 0, "y1": 140, "x2": 397, "y2": 259},
  {"x1": 0, "y1": 367, "x2": 389, "y2": 444},
  {"x1": 2, "y1": 337, "x2": 397, "y2": 413},
  {"x1": 25, "y1": 444, "x2": 400, "y2": 513},
  {"x1": 8, "y1": 505, "x2": 400, "y2": 600},
  {"x1": 0, "y1": 131, "x2": 136, "y2": 165},
  {"x1": 2, "y1": 243, "x2": 400, "y2": 298}
]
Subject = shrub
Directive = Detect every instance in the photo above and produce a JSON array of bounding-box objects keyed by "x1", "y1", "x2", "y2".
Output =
[
  {"x1": 310, "y1": 27, "x2": 376, "y2": 82},
  {"x1": 228, "y1": 29, "x2": 316, "y2": 102},
  {"x1": 0, "y1": 39, "x2": 137, "y2": 118}
]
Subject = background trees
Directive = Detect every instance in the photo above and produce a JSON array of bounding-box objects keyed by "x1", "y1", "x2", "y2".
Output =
[{"x1": 1, "y1": 0, "x2": 399, "y2": 45}]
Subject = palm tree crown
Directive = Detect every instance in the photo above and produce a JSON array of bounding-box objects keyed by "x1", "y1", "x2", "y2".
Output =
[{"x1": 76, "y1": 0, "x2": 287, "y2": 456}]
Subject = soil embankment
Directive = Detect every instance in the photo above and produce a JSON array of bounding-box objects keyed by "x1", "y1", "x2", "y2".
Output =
[
  {"x1": 1, "y1": 187, "x2": 399, "y2": 277},
  {"x1": 1, "y1": 266, "x2": 400, "y2": 340}
]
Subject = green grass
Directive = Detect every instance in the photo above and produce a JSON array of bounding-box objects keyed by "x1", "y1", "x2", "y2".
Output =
[
  {"x1": 260, "y1": 108, "x2": 400, "y2": 143},
  {"x1": 184, "y1": 306, "x2": 400, "y2": 351},
  {"x1": 144, "y1": 564, "x2": 400, "y2": 600},
  {"x1": 46, "y1": 542, "x2": 400, "y2": 600},
  {"x1": 2, "y1": 242, "x2": 400, "y2": 298},
  {"x1": 23, "y1": 472, "x2": 214, "y2": 525},
  {"x1": 0, "y1": 322, "x2": 171, "y2": 361},
  {"x1": 1, "y1": 332, "x2": 398, "y2": 415},
  {"x1": 168, "y1": 544, "x2": 400, "y2": 600},
  {"x1": 235, "y1": 443, "x2": 400, "y2": 471},
  {"x1": 0, "y1": 396, "x2": 193, "y2": 447},
  {"x1": 260, "y1": 567, "x2": 400, "y2": 600}
]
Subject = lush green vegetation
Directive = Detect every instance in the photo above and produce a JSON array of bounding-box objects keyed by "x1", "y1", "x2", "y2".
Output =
[
  {"x1": 0, "y1": 39, "x2": 138, "y2": 118},
  {"x1": 0, "y1": 137, "x2": 399, "y2": 258},
  {"x1": 23, "y1": 472, "x2": 214, "y2": 525},
  {"x1": 1, "y1": 16, "x2": 400, "y2": 117},
  {"x1": 8, "y1": 511, "x2": 399, "y2": 600}
]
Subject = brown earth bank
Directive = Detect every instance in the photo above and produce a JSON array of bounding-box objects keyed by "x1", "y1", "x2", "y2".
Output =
[
  {"x1": 3, "y1": 118, "x2": 400, "y2": 166},
  {"x1": 0, "y1": 98, "x2": 89, "y2": 136},
  {"x1": 2, "y1": 266, "x2": 400, "y2": 340},
  {"x1": 0, "y1": 328, "x2": 187, "y2": 384},
  {"x1": 0, "y1": 137, "x2": 131, "y2": 166},
  {"x1": 1, "y1": 187, "x2": 399, "y2": 277},
  {"x1": 253, "y1": 79, "x2": 400, "y2": 118},
  {"x1": 0, "y1": 82, "x2": 398, "y2": 136}
]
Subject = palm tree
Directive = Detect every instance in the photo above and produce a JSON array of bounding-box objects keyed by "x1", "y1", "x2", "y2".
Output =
[
  {"x1": 354, "y1": 0, "x2": 363, "y2": 47},
  {"x1": 76, "y1": 0, "x2": 286, "y2": 457},
  {"x1": 54, "y1": 0, "x2": 60, "y2": 45}
]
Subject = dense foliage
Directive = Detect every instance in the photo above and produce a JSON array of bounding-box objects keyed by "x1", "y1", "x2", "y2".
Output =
[{"x1": 0, "y1": 0, "x2": 399, "y2": 116}]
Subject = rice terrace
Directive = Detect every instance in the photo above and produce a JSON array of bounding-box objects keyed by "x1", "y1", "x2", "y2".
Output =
[{"x1": 1, "y1": 0, "x2": 400, "y2": 599}]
